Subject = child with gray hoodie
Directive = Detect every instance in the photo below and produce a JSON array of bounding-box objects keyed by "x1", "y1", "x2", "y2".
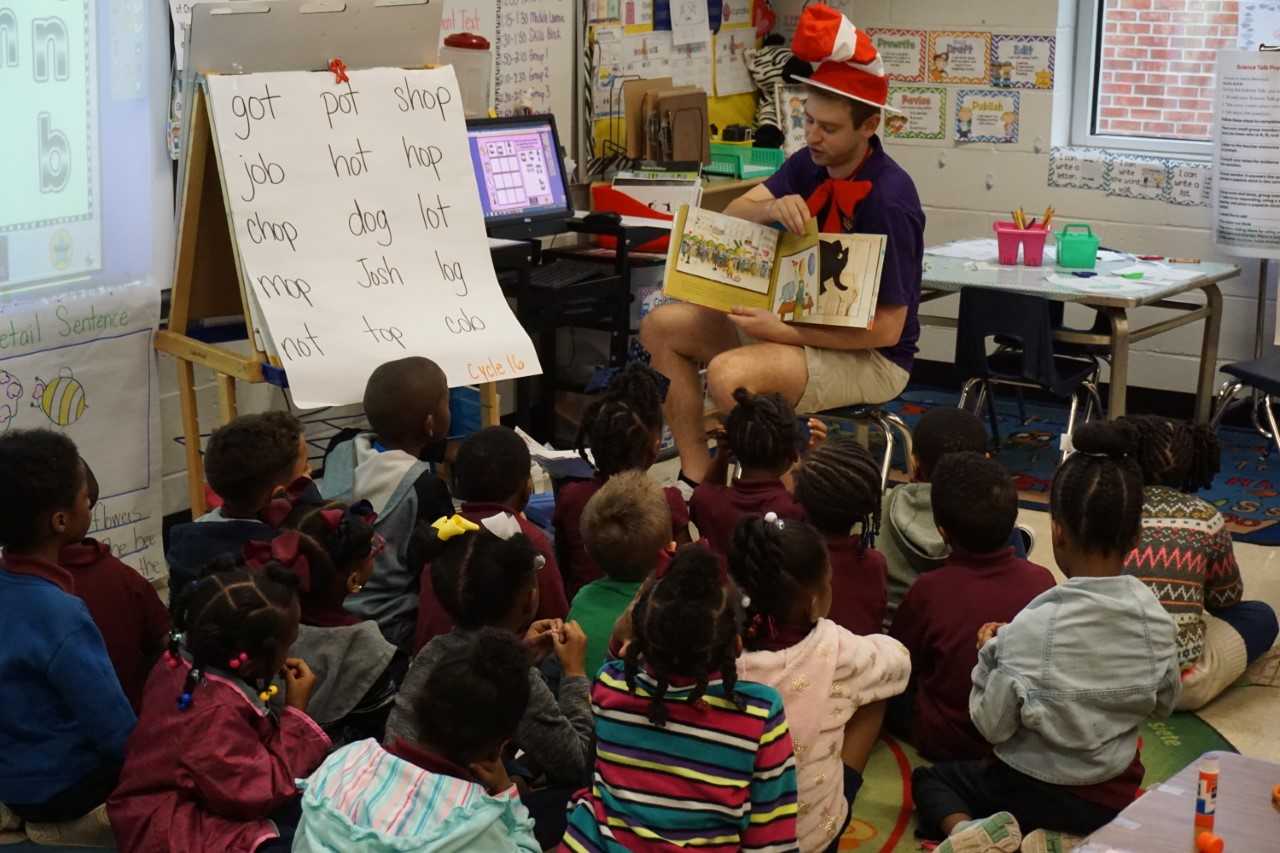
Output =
[{"x1": 910, "y1": 421, "x2": 1180, "y2": 853}]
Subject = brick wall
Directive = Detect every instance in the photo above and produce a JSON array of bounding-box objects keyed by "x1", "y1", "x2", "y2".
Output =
[{"x1": 1096, "y1": 0, "x2": 1239, "y2": 140}]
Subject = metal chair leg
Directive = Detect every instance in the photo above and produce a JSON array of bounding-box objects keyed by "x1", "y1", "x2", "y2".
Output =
[
  {"x1": 1209, "y1": 380, "x2": 1243, "y2": 431},
  {"x1": 1015, "y1": 388, "x2": 1028, "y2": 425},
  {"x1": 877, "y1": 417, "x2": 896, "y2": 494},
  {"x1": 1081, "y1": 381, "x2": 1104, "y2": 424},
  {"x1": 1264, "y1": 396, "x2": 1280, "y2": 459},
  {"x1": 958, "y1": 378, "x2": 982, "y2": 411},
  {"x1": 1062, "y1": 389, "x2": 1082, "y2": 463},
  {"x1": 882, "y1": 410, "x2": 914, "y2": 478}
]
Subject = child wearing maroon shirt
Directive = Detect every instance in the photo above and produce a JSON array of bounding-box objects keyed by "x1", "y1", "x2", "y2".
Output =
[
  {"x1": 792, "y1": 435, "x2": 887, "y2": 636},
  {"x1": 60, "y1": 461, "x2": 169, "y2": 713},
  {"x1": 552, "y1": 364, "x2": 689, "y2": 597},
  {"x1": 691, "y1": 388, "x2": 808, "y2": 560},
  {"x1": 889, "y1": 452, "x2": 1053, "y2": 762},
  {"x1": 415, "y1": 427, "x2": 568, "y2": 651}
]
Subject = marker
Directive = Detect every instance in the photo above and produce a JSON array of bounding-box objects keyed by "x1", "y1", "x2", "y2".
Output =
[
  {"x1": 1072, "y1": 271, "x2": 1097, "y2": 278},
  {"x1": 1138, "y1": 254, "x2": 1163, "y2": 261},
  {"x1": 1120, "y1": 272, "x2": 1145, "y2": 280},
  {"x1": 1169, "y1": 257, "x2": 1201, "y2": 264}
]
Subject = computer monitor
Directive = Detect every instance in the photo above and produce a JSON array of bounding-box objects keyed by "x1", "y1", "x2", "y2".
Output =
[{"x1": 466, "y1": 114, "x2": 573, "y2": 240}]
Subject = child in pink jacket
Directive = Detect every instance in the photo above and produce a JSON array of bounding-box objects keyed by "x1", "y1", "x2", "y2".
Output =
[
  {"x1": 732, "y1": 513, "x2": 911, "y2": 853},
  {"x1": 108, "y1": 566, "x2": 331, "y2": 852}
]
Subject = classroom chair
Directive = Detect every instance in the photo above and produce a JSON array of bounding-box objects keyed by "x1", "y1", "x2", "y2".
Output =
[
  {"x1": 1210, "y1": 355, "x2": 1280, "y2": 456},
  {"x1": 824, "y1": 405, "x2": 914, "y2": 494},
  {"x1": 955, "y1": 290, "x2": 1104, "y2": 461}
]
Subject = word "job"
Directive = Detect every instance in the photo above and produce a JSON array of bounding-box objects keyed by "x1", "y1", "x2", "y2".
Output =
[{"x1": 239, "y1": 152, "x2": 285, "y2": 202}]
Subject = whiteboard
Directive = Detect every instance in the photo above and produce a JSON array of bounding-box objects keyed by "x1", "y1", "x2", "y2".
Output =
[
  {"x1": 440, "y1": 0, "x2": 576, "y2": 153},
  {"x1": 204, "y1": 67, "x2": 541, "y2": 408}
]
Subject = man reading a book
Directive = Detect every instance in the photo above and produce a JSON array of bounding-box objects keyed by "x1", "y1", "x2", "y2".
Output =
[{"x1": 641, "y1": 3, "x2": 925, "y2": 483}]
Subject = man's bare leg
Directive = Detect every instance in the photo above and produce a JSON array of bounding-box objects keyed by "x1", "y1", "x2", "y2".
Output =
[
  {"x1": 705, "y1": 342, "x2": 809, "y2": 413},
  {"x1": 639, "y1": 303, "x2": 741, "y2": 481}
]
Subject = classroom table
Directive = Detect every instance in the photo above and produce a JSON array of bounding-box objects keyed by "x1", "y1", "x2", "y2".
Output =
[
  {"x1": 1081, "y1": 751, "x2": 1280, "y2": 852},
  {"x1": 919, "y1": 256, "x2": 1241, "y2": 422}
]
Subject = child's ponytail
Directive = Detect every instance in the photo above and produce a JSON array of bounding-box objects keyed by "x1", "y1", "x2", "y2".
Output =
[
  {"x1": 575, "y1": 363, "x2": 665, "y2": 478},
  {"x1": 728, "y1": 513, "x2": 828, "y2": 648}
]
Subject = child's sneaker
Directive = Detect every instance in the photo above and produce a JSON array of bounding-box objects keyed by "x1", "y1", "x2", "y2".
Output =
[
  {"x1": 937, "y1": 811, "x2": 1022, "y2": 853},
  {"x1": 1021, "y1": 829, "x2": 1084, "y2": 853},
  {"x1": 0, "y1": 803, "x2": 22, "y2": 846},
  {"x1": 24, "y1": 803, "x2": 114, "y2": 847}
]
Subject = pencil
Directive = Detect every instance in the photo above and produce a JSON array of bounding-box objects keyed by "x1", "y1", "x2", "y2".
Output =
[{"x1": 1042, "y1": 206, "x2": 1054, "y2": 230}]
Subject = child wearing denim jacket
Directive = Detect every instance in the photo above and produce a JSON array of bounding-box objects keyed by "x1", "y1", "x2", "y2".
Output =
[{"x1": 911, "y1": 421, "x2": 1181, "y2": 853}]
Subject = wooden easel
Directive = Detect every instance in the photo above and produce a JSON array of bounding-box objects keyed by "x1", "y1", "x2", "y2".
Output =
[{"x1": 159, "y1": 0, "x2": 502, "y2": 515}]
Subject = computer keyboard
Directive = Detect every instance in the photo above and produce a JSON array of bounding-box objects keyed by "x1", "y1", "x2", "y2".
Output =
[{"x1": 527, "y1": 258, "x2": 616, "y2": 289}]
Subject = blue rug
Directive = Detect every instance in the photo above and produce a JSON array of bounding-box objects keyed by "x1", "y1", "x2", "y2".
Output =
[{"x1": 824, "y1": 386, "x2": 1280, "y2": 546}]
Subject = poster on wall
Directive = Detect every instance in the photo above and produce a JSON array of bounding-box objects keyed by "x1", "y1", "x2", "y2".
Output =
[
  {"x1": 1169, "y1": 162, "x2": 1212, "y2": 207},
  {"x1": 928, "y1": 32, "x2": 992, "y2": 85},
  {"x1": 781, "y1": 84, "x2": 808, "y2": 154},
  {"x1": 1238, "y1": 1, "x2": 1280, "y2": 49},
  {"x1": 714, "y1": 29, "x2": 754, "y2": 95},
  {"x1": 1106, "y1": 154, "x2": 1169, "y2": 201},
  {"x1": 886, "y1": 86, "x2": 946, "y2": 140},
  {"x1": 954, "y1": 89, "x2": 1018, "y2": 143},
  {"x1": 671, "y1": 37, "x2": 713, "y2": 93},
  {"x1": 1212, "y1": 50, "x2": 1280, "y2": 258},
  {"x1": 869, "y1": 29, "x2": 927, "y2": 82},
  {"x1": 592, "y1": 25, "x2": 626, "y2": 118},
  {"x1": 991, "y1": 35, "x2": 1055, "y2": 89},
  {"x1": 1048, "y1": 146, "x2": 1109, "y2": 191},
  {"x1": 0, "y1": 282, "x2": 164, "y2": 583}
]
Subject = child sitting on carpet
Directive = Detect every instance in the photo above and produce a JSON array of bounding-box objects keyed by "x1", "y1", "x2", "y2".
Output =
[
  {"x1": 792, "y1": 435, "x2": 889, "y2": 635},
  {"x1": 567, "y1": 470, "x2": 673, "y2": 678},
  {"x1": 414, "y1": 426, "x2": 568, "y2": 650},
  {"x1": 293, "y1": 629, "x2": 539, "y2": 852},
  {"x1": 889, "y1": 452, "x2": 1054, "y2": 762},
  {"x1": 1119, "y1": 414, "x2": 1279, "y2": 710},
  {"x1": 247, "y1": 496, "x2": 403, "y2": 746},
  {"x1": 389, "y1": 516, "x2": 591, "y2": 848},
  {"x1": 560, "y1": 545, "x2": 800, "y2": 851},
  {"x1": 690, "y1": 388, "x2": 808, "y2": 560},
  {"x1": 731, "y1": 513, "x2": 910, "y2": 853},
  {"x1": 317, "y1": 356, "x2": 455, "y2": 649},
  {"x1": 108, "y1": 566, "x2": 331, "y2": 853},
  {"x1": 166, "y1": 412, "x2": 313, "y2": 597},
  {"x1": 553, "y1": 364, "x2": 690, "y2": 596},
  {"x1": 910, "y1": 421, "x2": 1181, "y2": 852}
]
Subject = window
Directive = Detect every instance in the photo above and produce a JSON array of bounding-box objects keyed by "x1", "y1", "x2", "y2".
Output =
[{"x1": 1072, "y1": 0, "x2": 1240, "y2": 155}]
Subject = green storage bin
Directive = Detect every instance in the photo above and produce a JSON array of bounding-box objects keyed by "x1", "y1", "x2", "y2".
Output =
[
  {"x1": 706, "y1": 143, "x2": 786, "y2": 179},
  {"x1": 1055, "y1": 223, "x2": 1099, "y2": 269}
]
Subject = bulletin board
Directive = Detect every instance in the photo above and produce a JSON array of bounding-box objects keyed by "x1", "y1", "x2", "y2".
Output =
[{"x1": 586, "y1": 0, "x2": 757, "y2": 167}]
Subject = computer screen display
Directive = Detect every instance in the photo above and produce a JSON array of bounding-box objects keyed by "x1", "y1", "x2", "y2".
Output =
[{"x1": 466, "y1": 115, "x2": 571, "y2": 228}]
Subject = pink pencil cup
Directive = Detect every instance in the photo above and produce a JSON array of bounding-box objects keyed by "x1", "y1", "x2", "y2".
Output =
[{"x1": 993, "y1": 221, "x2": 1049, "y2": 266}]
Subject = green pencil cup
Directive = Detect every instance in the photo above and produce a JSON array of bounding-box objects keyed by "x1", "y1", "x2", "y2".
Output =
[{"x1": 1055, "y1": 224, "x2": 1099, "y2": 269}]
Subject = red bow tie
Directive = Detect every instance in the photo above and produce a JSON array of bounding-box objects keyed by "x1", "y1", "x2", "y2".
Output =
[{"x1": 807, "y1": 178, "x2": 873, "y2": 233}]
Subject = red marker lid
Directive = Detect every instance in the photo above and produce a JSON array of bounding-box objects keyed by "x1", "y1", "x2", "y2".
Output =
[{"x1": 444, "y1": 33, "x2": 491, "y2": 50}]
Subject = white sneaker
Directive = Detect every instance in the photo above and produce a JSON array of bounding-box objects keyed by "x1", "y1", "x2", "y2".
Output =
[
  {"x1": 937, "y1": 812, "x2": 1023, "y2": 853},
  {"x1": 24, "y1": 803, "x2": 115, "y2": 848},
  {"x1": 1021, "y1": 829, "x2": 1084, "y2": 853},
  {"x1": 0, "y1": 803, "x2": 20, "y2": 832}
]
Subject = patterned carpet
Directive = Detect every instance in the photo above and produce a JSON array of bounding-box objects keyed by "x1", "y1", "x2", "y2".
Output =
[{"x1": 825, "y1": 386, "x2": 1280, "y2": 546}]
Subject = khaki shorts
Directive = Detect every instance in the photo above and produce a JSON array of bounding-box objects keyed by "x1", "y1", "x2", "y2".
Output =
[{"x1": 735, "y1": 329, "x2": 911, "y2": 414}]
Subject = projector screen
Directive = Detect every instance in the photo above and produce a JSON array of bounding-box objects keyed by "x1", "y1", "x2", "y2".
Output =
[{"x1": 0, "y1": 0, "x2": 172, "y2": 293}]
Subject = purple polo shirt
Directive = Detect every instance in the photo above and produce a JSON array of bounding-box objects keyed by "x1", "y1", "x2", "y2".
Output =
[{"x1": 763, "y1": 136, "x2": 925, "y2": 373}]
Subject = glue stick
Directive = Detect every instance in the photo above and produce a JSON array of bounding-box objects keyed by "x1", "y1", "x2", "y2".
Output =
[{"x1": 1195, "y1": 756, "x2": 1219, "y2": 833}]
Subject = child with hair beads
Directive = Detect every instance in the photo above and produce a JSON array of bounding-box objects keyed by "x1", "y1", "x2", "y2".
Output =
[
  {"x1": 167, "y1": 412, "x2": 314, "y2": 598},
  {"x1": 415, "y1": 426, "x2": 568, "y2": 650},
  {"x1": 108, "y1": 565, "x2": 331, "y2": 852},
  {"x1": 731, "y1": 514, "x2": 910, "y2": 853},
  {"x1": 293, "y1": 628, "x2": 540, "y2": 851},
  {"x1": 561, "y1": 546, "x2": 800, "y2": 852},
  {"x1": 912, "y1": 422, "x2": 1180, "y2": 853},
  {"x1": 792, "y1": 436, "x2": 889, "y2": 636},
  {"x1": 318, "y1": 356, "x2": 454, "y2": 648},
  {"x1": 0, "y1": 430, "x2": 135, "y2": 847},
  {"x1": 567, "y1": 470, "x2": 674, "y2": 677},
  {"x1": 889, "y1": 453, "x2": 1054, "y2": 762},
  {"x1": 61, "y1": 459, "x2": 170, "y2": 713},
  {"x1": 389, "y1": 516, "x2": 592, "y2": 848},
  {"x1": 691, "y1": 388, "x2": 810, "y2": 559},
  {"x1": 554, "y1": 364, "x2": 690, "y2": 595},
  {"x1": 1119, "y1": 414, "x2": 1278, "y2": 710},
  {"x1": 245, "y1": 496, "x2": 402, "y2": 745}
]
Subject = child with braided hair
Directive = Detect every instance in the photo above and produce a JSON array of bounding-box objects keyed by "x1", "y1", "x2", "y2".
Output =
[
  {"x1": 911, "y1": 421, "x2": 1180, "y2": 853},
  {"x1": 246, "y1": 498, "x2": 405, "y2": 745},
  {"x1": 731, "y1": 514, "x2": 910, "y2": 853},
  {"x1": 690, "y1": 387, "x2": 811, "y2": 561},
  {"x1": 554, "y1": 363, "x2": 691, "y2": 596},
  {"x1": 388, "y1": 515, "x2": 592, "y2": 848},
  {"x1": 560, "y1": 545, "x2": 801, "y2": 852},
  {"x1": 108, "y1": 566, "x2": 331, "y2": 853},
  {"x1": 1118, "y1": 414, "x2": 1278, "y2": 710},
  {"x1": 792, "y1": 435, "x2": 889, "y2": 636}
]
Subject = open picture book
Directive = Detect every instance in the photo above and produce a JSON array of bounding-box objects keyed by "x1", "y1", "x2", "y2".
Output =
[{"x1": 662, "y1": 205, "x2": 888, "y2": 328}]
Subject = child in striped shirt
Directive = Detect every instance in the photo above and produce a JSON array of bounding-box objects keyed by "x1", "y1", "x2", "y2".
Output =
[
  {"x1": 293, "y1": 628, "x2": 540, "y2": 852},
  {"x1": 560, "y1": 545, "x2": 800, "y2": 852}
]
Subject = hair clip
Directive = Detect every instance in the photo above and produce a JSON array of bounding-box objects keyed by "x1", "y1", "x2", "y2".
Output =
[
  {"x1": 259, "y1": 684, "x2": 279, "y2": 703},
  {"x1": 533, "y1": 554, "x2": 547, "y2": 572},
  {"x1": 741, "y1": 594, "x2": 752, "y2": 609},
  {"x1": 432, "y1": 514, "x2": 480, "y2": 541},
  {"x1": 480, "y1": 512, "x2": 523, "y2": 541},
  {"x1": 228, "y1": 652, "x2": 249, "y2": 670},
  {"x1": 764, "y1": 511, "x2": 784, "y2": 528}
]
